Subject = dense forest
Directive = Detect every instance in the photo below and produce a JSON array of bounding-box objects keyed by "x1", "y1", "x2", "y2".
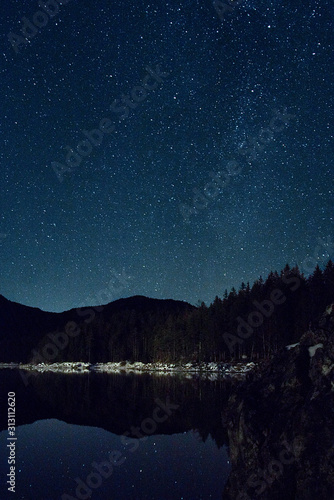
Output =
[
  {"x1": 30, "y1": 259, "x2": 334, "y2": 364},
  {"x1": 0, "y1": 260, "x2": 333, "y2": 364}
]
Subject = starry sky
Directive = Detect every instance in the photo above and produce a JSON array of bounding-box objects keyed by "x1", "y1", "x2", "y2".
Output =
[
  {"x1": 0, "y1": 0, "x2": 333, "y2": 312},
  {"x1": 0, "y1": 419, "x2": 229, "y2": 499}
]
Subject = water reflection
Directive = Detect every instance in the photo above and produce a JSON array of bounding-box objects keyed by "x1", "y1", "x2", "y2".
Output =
[{"x1": 0, "y1": 370, "x2": 232, "y2": 499}]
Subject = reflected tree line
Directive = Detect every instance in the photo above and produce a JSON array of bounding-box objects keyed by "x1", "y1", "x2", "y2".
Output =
[{"x1": 0, "y1": 370, "x2": 231, "y2": 448}]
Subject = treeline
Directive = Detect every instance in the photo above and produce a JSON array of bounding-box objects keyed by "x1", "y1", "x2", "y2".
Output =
[{"x1": 35, "y1": 261, "x2": 334, "y2": 363}]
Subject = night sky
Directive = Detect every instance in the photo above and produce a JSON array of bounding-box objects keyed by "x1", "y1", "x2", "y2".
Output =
[{"x1": 0, "y1": 0, "x2": 333, "y2": 312}]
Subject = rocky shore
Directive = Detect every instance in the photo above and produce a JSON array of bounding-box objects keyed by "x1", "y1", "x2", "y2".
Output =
[{"x1": 222, "y1": 304, "x2": 334, "y2": 499}]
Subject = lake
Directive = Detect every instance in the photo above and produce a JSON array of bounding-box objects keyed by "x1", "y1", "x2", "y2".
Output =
[{"x1": 0, "y1": 369, "x2": 233, "y2": 500}]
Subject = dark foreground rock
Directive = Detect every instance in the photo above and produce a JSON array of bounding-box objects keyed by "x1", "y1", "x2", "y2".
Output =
[{"x1": 222, "y1": 304, "x2": 334, "y2": 500}]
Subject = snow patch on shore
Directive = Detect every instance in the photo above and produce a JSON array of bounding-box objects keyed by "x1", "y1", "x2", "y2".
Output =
[
  {"x1": 0, "y1": 360, "x2": 256, "y2": 378},
  {"x1": 286, "y1": 343, "x2": 300, "y2": 350},
  {"x1": 308, "y1": 344, "x2": 323, "y2": 358},
  {"x1": 16, "y1": 362, "x2": 90, "y2": 373}
]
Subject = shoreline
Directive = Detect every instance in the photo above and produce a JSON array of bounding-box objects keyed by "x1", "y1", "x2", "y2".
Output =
[{"x1": 0, "y1": 360, "x2": 256, "y2": 377}]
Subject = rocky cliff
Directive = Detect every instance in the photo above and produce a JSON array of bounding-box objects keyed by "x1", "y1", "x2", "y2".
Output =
[{"x1": 222, "y1": 304, "x2": 334, "y2": 500}]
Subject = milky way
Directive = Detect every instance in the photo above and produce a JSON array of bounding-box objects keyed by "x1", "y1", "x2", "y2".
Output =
[{"x1": 0, "y1": 0, "x2": 333, "y2": 311}]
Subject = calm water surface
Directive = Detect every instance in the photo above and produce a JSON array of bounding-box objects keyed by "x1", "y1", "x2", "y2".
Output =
[{"x1": 0, "y1": 370, "x2": 232, "y2": 500}]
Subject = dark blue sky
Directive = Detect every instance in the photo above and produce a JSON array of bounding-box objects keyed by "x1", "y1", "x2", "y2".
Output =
[{"x1": 0, "y1": 0, "x2": 333, "y2": 311}]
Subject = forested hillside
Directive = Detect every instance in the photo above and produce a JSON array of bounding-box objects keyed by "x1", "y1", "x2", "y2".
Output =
[{"x1": 1, "y1": 261, "x2": 333, "y2": 364}]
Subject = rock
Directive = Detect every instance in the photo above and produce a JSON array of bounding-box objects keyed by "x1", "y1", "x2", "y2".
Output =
[{"x1": 222, "y1": 305, "x2": 334, "y2": 500}]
